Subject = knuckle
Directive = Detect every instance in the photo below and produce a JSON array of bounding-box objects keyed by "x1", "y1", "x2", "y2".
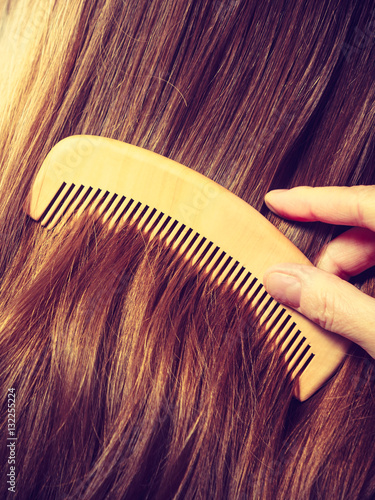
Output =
[
  {"x1": 310, "y1": 287, "x2": 336, "y2": 332},
  {"x1": 323, "y1": 244, "x2": 349, "y2": 279},
  {"x1": 353, "y1": 186, "x2": 375, "y2": 228},
  {"x1": 317, "y1": 244, "x2": 335, "y2": 271}
]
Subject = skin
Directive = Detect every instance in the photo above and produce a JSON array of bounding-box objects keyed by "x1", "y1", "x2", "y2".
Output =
[{"x1": 263, "y1": 186, "x2": 375, "y2": 359}]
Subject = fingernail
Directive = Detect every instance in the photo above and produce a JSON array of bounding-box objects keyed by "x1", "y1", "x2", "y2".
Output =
[
  {"x1": 264, "y1": 272, "x2": 301, "y2": 308},
  {"x1": 264, "y1": 189, "x2": 288, "y2": 214}
]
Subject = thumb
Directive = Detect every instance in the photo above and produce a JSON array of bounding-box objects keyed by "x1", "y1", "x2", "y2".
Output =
[{"x1": 263, "y1": 264, "x2": 375, "y2": 359}]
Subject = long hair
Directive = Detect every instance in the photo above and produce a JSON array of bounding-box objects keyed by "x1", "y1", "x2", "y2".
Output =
[{"x1": 0, "y1": 0, "x2": 375, "y2": 498}]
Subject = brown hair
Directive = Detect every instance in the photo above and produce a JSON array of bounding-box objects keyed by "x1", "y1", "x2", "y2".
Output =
[{"x1": 1, "y1": 0, "x2": 375, "y2": 498}]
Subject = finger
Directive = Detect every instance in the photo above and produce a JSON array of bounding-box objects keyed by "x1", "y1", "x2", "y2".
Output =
[
  {"x1": 316, "y1": 227, "x2": 375, "y2": 279},
  {"x1": 263, "y1": 263, "x2": 375, "y2": 359},
  {"x1": 264, "y1": 186, "x2": 375, "y2": 231}
]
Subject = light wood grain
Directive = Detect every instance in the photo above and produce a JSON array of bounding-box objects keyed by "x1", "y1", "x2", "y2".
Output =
[{"x1": 25, "y1": 135, "x2": 351, "y2": 401}]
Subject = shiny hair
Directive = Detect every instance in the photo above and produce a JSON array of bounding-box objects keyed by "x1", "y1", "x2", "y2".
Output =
[{"x1": 1, "y1": 0, "x2": 375, "y2": 498}]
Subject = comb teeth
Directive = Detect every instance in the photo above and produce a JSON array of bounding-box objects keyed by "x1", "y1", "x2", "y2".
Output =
[
  {"x1": 40, "y1": 183, "x2": 97, "y2": 228},
  {"x1": 27, "y1": 136, "x2": 351, "y2": 401},
  {"x1": 38, "y1": 183, "x2": 315, "y2": 380}
]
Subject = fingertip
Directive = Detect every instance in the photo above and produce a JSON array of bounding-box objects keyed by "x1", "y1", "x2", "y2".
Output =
[
  {"x1": 265, "y1": 186, "x2": 320, "y2": 222},
  {"x1": 264, "y1": 189, "x2": 288, "y2": 214},
  {"x1": 263, "y1": 268, "x2": 302, "y2": 309}
]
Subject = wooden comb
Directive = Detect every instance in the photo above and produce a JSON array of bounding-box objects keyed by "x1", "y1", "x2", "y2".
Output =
[{"x1": 25, "y1": 135, "x2": 351, "y2": 401}]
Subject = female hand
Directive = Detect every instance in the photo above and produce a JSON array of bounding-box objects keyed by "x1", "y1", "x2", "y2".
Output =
[{"x1": 263, "y1": 186, "x2": 375, "y2": 359}]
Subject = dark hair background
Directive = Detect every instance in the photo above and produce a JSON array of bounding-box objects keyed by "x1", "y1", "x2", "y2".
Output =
[{"x1": 0, "y1": 0, "x2": 374, "y2": 498}]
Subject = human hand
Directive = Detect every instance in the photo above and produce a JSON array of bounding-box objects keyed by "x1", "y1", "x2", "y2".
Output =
[{"x1": 263, "y1": 186, "x2": 375, "y2": 359}]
